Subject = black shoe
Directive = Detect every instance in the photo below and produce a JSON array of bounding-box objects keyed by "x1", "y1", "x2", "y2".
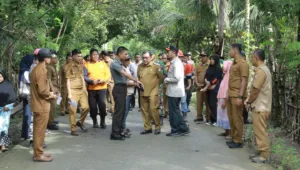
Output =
[
  {"x1": 178, "y1": 129, "x2": 191, "y2": 136},
  {"x1": 166, "y1": 132, "x2": 179, "y2": 137},
  {"x1": 65, "y1": 111, "x2": 69, "y2": 115},
  {"x1": 163, "y1": 115, "x2": 168, "y2": 118},
  {"x1": 100, "y1": 122, "x2": 107, "y2": 129},
  {"x1": 226, "y1": 141, "x2": 234, "y2": 146},
  {"x1": 121, "y1": 129, "x2": 131, "y2": 138},
  {"x1": 140, "y1": 129, "x2": 152, "y2": 135},
  {"x1": 154, "y1": 129, "x2": 161, "y2": 135},
  {"x1": 251, "y1": 156, "x2": 268, "y2": 163},
  {"x1": 53, "y1": 120, "x2": 59, "y2": 124},
  {"x1": 93, "y1": 119, "x2": 99, "y2": 128},
  {"x1": 110, "y1": 134, "x2": 125, "y2": 140},
  {"x1": 71, "y1": 131, "x2": 79, "y2": 136},
  {"x1": 47, "y1": 124, "x2": 59, "y2": 130},
  {"x1": 228, "y1": 142, "x2": 243, "y2": 148},
  {"x1": 76, "y1": 122, "x2": 87, "y2": 132}
]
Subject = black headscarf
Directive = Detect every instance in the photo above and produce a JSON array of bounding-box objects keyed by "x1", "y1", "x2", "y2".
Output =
[
  {"x1": 0, "y1": 69, "x2": 16, "y2": 107},
  {"x1": 205, "y1": 54, "x2": 222, "y2": 81}
]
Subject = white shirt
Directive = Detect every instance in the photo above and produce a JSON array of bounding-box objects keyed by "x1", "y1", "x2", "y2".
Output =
[
  {"x1": 123, "y1": 66, "x2": 134, "y2": 95},
  {"x1": 164, "y1": 57, "x2": 185, "y2": 98},
  {"x1": 130, "y1": 61, "x2": 142, "y2": 78}
]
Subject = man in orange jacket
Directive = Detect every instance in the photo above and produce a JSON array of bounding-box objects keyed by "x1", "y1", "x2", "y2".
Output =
[{"x1": 84, "y1": 49, "x2": 111, "y2": 128}]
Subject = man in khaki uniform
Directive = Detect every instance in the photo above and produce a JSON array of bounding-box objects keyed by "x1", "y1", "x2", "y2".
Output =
[
  {"x1": 46, "y1": 52, "x2": 60, "y2": 130},
  {"x1": 245, "y1": 49, "x2": 272, "y2": 163},
  {"x1": 65, "y1": 49, "x2": 89, "y2": 136},
  {"x1": 194, "y1": 51, "x2": 211, "y2": 123},
  {"x1": 59, "y1": 52, "x2": 72, "y2": 116},
  {"x1": 227, "y1": 44, "x2": 249, "y2": 148},
  {"x1": 30, "y1": 48, "x2": 56, "y2": 162},
  {"x1": 138, "y1": 51, "x2": 164, "y2": 135}
]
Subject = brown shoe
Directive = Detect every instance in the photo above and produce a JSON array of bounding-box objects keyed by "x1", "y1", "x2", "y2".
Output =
[
  {"x1": 76, "y1": 121, "x2": 87, "y2": 132},
  {"x1": 33, "y1": 155, "x2": 53, "y2": 162},
  {"x1": 71, "y1": 131, "x2": 79, "y2": 136}
]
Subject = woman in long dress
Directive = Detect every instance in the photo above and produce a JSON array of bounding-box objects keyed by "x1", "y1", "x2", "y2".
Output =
[
  {"x1": 216, "y1": 60, "x2": 233, "y2": 138},
  {"x1": 0, "y1": 69, "x2": 16, "y2": 152}
]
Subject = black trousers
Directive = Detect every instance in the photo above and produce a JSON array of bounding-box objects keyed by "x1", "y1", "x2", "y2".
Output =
[
  {"x1": 243, "y1": 106, "x2": 249, "y2": 123},
  {"x1": 131, "y1": 87, "x2": 140, "y2": 108},
  {"x1": 207, "y1": 90, "x2": 217, "y2": 123},
  {"x1": 186, "y1": 89, "x2": 192, "y2": 107},
  {"x1": 112, "y1": 84, "x2": 127, "y2": 134},
  {"x1": 168, "y1": 97, "x2": 189, "y2": 133},
  {"x1": 88, "y1": 89, "x2": 107, "y2": 120}
]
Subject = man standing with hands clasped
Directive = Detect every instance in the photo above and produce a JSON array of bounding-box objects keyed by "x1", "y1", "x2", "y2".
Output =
[
  {"x1": 65, "y1": 49, "x2": 89, "y2": 136},
  {"x1": 164, "y1": 46, "x2": 190, "y2": 137},
  {"x1": 245, "y1": 49, "x2": 272, "y2": 163},
  {"x1": 110, "y1": 46, "x2": 143, "y2": 140},
  {"x1": 138, "y1": 51, "x2": 164, "y2": 135},
  {"x1": 30, "y1": 48, "x2": 56, "y2": 162},
  {"x1": 226, "y1": 44, "x2": 249, "y2": 148}
]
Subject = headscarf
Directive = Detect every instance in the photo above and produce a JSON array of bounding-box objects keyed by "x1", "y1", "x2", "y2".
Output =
[
  {"x1": 18, "y1": 54, "x2": 34, "y2": 85},
  {"x1": 0, "y1": 69, "x2": 16, "y2": 107},
  {"x1": 205, "y1": 54, "x2": 222, "y2": 81},
  {"x1": 217, "y1": 60, "x2": 233, "y2": 99}
]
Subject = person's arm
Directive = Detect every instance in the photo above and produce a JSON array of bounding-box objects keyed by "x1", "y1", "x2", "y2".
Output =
[
  {"x1": 165, "y1": 61, "x2": 183, "y2": 83},
  {"x1": 127, "y1": 80, "x2": 137, "y2": 87},
  {"x1": 36, "y1": 70, "x2": 53, "y2": 99},
  {"x1": 157, "y1": 67, "x2": 164, "y2": 84},
  {"x1": 247, "y1": 69, "x2": 266, "y2": 104},
  {"x1": 237, "y1": 62, "x2": 250, "y2": 105},
  {"x1": 194, "y1": 66, "x2": 199, "y2": 87},
  {"x1": 112, "y1": 62, "x2": 141, "y2": 83},
  {"x1": 83, "y1": 66, "x2": 94, "y2": 85},
  {"x1": 65, "y1": 66, "x2": 73, "y2": 99}
]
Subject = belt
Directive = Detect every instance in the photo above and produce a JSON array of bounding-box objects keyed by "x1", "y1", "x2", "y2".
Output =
[{"x1": 115, "y1": 83, "x2": 127, "y2": 87}]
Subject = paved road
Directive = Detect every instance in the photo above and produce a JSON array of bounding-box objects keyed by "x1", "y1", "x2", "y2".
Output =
[{"x1": 0, "y1": 107, "x2": 273, "y2": 170}]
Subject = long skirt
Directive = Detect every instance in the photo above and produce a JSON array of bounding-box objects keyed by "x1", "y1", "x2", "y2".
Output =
[{"x1": 217, "y1": 99, "x2": 231, "y2": 130}]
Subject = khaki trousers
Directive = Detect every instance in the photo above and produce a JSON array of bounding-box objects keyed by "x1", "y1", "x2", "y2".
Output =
[
  {"x1": 163, "y1": 86, "x2": 168, "y2": 116},
  {"x1": 106, "y1": 84, "x2": 115, "y2": 113},
  {"x1": 48, "y1": 99, "x2": 56, "y2": 125},
  {"x1": 60, "y1": 88, "x2": 68, "y2": 113},
  {"x1": 141, "y1": 95, "x2": 160, "y2": 130},
  {"x1": 252, "y1": 111, "x2": 270, "y2": 158},
  {"x1": 227, "y1": 97, "x2": 244, "y2": 143},
  {"x1": 69, "y1": 88, "x2": 89, "y2": 131},
  {"x1": 196, "y1": 90, "x2": 211, "y2": 121},
  {"x1": 33, "y1": 112, "x2": 49, "y2": 158}
]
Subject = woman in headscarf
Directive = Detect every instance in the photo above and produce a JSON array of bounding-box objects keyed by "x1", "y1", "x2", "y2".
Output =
[
  {"x1": 217, "y1": 60, "x2": 233, "y2": 138},
  {"x1": 0, "y1": 69, "x2": 16, "y2": 152},
  {"x1": 201, "y1": 54, "x2": 223, "y2": 126}
]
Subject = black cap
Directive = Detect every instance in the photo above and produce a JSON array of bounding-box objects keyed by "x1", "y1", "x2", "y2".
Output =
[
  {"x1": 165, "y1": 45, "x2": 178, "y2": 52},
  {"x1": 38, "y1": 48, "x2": 53, "y2": 58}
]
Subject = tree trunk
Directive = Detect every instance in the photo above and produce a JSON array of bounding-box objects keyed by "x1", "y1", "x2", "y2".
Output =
[
  {"x1": 56, "y1": 17, "x2": 65, "y2": 44},
  {"x1": 245, "y1": 0, "x2": 251, "y2": 62}
]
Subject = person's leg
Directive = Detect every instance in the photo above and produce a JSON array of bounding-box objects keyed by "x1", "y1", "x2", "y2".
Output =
[
  {"x1": 149, "y1": 95, "x2": 160, "y2": 130},
  {"x1": 163, "y1": 86, "x2": 168, "y2": 117},
  {"x1": 168, "y1": 97, "x2": 189, "y2": 133},
  {"x1": 186, "y1": 88, "x2": 192, "y2": 108},
  {"x1": 69, "y1": 89, "x2": 80, "y2": 132},
  {"x1": 231, "y1": 98, "x2": 244, "y2": 144},
  {"x1": 48, "y1": 99, "x2": 56, "y2": 126},
  {"x1": 137, "y1": 88, "x2": 141, "y2": 108},
  {"x1": 60, "y1": 88, "x2": 67, "y2": 114},
  {"x1": 196, "y1": 90, "x2": 204, "y2": 120},
  {"x1": 21, "y1": 99, "x2": 31, "y2": 139},
  {"x1": 207, "y1": 91, "x2": 217, "y2": 123},
  {"x1": 203, "y1": 91, "x2": 211, "y2": 122},
  {"x1": 78, "y1": 90, "x2": 90, "y2": 125},
  {"x1": 33, "y1": 112, "x2": 49, "y2": 158},
  {"x1": 252, "y1": 111, "x2": 270, "y2": 159},
  {"x1": 97, "y1": 89, "x2": 107, "y2": 128},
  {"x1": 111, "y1": 85, "x2": 127, "y2": 135},
  {"x1": 88, "y1": 90, "x2": 98, "y2": 125},
  {"x1": 131, "y1": 88, "x2": 136, "y2": 108},
  {"x1": 123, "y1": 95, "x2": 132, "y2": 129},
  {"x1": 243, "y1": 106, "x2": 249, "y2": 123},
  {"x1": 227, "y1": 98, "x2": 234, "y2": 138},
  {"x1": 140, "y1": 96, "x2": 151, "y2": 131},
  {"x1": 180, "y1": 95, "x2": 188, "y2": 119}
]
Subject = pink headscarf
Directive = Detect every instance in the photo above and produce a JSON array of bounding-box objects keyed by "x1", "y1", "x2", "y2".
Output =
[
  {"x1": 34, "y1": 48, "x2": 40, "y2": 56},
  {"x1": 217, "y1": 60, "x2": 233, "y2": 99}
]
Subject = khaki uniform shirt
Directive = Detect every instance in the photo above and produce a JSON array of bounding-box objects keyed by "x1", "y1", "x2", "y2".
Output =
[
  {"x1": 47, "y1": 63, "x2": 60, "y2": 93},
  {"x1": 30, "y1": 63, "x2": 52, "y2": 113},
  {"x1": 65, "y1": 62, "x2": 84, "y2": 89},
  {"x1": 138, "y1": 62, "x2": 164, "y2": 96},
  {"x1": 59, "y1": 64, "x2": 68, "y2": 89},
  {"x1": 251, "y1": 65, "x2": 272, "y2": 112},
  {"x1": 228, "y1": 58, "x2": 249, "y2": 97},
  {"x1": 194, "y1": 60, "x2": 210, "y2": 87}
]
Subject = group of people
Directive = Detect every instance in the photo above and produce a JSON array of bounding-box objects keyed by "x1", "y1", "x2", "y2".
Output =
[{"x1": 0, "y1": 43, "x2": 272, "y2": 164}]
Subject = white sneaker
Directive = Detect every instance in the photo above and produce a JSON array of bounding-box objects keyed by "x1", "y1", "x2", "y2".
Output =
[
  {"x1": 205, "y1": 122, "x2": 212, "y2": 126},
  {"x1": 212, "y1": 123, "x2": 217, "y2": 127}
]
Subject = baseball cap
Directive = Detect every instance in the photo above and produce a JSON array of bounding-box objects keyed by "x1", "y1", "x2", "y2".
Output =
[
  {"x1": 38, "y1": 48, "x2": 53, "y2": 58},
  {"x1": 165, "y1": 45, "x2": 178, "y2": 52},
  {"x1": 178, "y1": 50, "x2": 184, "y2": 57}
]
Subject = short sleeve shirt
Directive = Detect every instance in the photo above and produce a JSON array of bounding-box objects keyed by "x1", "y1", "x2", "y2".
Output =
[
  {"x1": 228, "y1": 58, "x2": 249, "y2": 97},
  {"x1": 65, "y1": 62, "x2": 83, "y2": 89},
  {"x1": 252, "y1": 68, "x2": 266, "y2": 89},
  {"x1": 110, "y1": 58, "x2": 127, "y2": 84}
]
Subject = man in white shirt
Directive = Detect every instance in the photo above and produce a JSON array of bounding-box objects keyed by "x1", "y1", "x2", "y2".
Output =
[
  {"x1": 130, "y1": 53, "x2": 142, "y2": 109},
  {"x1": 164, "y1": 46, "x2": 191, "y2": 137}
]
